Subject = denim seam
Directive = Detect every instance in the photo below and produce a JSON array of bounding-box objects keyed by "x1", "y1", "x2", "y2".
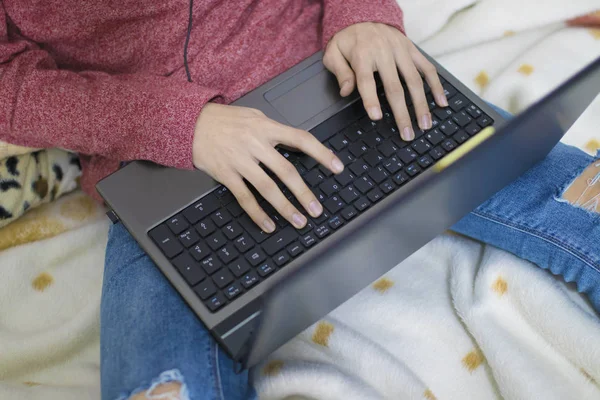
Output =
[
  {"x1": 210, "y1": 340, "x2": 224, "y2": 400},
  {"x1": 471, "y1": 210, "x2": 600, "y2": 274},
  {"x1": 215, "y1": 342, "x2": 226, "y2": 400},
  {"x1": 105, "y1": 252, "x2": 149, "y2": 288}
]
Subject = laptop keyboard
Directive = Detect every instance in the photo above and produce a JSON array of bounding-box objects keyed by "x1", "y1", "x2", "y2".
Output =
[{"x1": 149, "y1": 77, "x2": 494, "y2": 313}]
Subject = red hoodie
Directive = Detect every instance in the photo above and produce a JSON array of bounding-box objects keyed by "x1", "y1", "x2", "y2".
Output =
[{"x1": 0, "y1": 0, "x2": 404, "y2": 201}]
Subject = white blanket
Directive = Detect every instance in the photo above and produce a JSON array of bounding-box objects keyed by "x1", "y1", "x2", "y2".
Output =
[{"x1": 1, "y1": 0, "x2": 599, "y2": 399}]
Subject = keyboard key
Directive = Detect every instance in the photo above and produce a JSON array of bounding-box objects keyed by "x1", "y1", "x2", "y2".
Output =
[
  {"x1": 334, "y1": 169, "x2": 356, "y2": 187},
  {"x1": 466, "y1": 104, "x2": 483, "y2": 119},
  {"x1": 383, "y1": 156, "x2": 403, "y2": 174},
  {"x1": 305, "y1": 169, "x2": 326, "y2": 187},
  {"x1": 245, "y1": 247, "x2": 267, "y2": 267},
  {"x1": 201, "y1": 255, "x2": 222, "y2": 275},
  {"x1": 211, "y1": 210, "x2": 232, "y2": 227},
  {"x1": 341, "y1": 206, "x2": 358, "y2": 220},
  {"x1": 233, "y1": 235, "x2": 254, "y2": 253},
  {"x1": 312, "y1": 187, "x2": 326, "y2": 204},
  {"x1": 412, "y1": 138, "x2": 432, "y2": 155},
  {"x1": 405, "y1": 164, "x2": 422, "y2": 177},
  {"x1": 324, "y1": 195, "x2": 345, "y2": 214},
  {"x1": 392, "y1": 135, "x2": 410, "y2": 149},
  {"x1": 359, "y1": 115, "x2": 378, "y2": 132},
  {"x1": 433, "y1": 107, "x2": 453, "y2": 121},
  {"x1": 425, "y1": 129, "x2": 445, "y2": 146},
  {"x1": 477, "y1": 115, "x2": 492, "y2": 128},
  {"x1": 190, "y1": 241, "x2": 211, "y2": 261},
  {"x1": 442, "y1": 138, "x2": 458, "y2": 152},
  {"x1": 320, "y1": 178, "x2": 342, "y2": 197},
  {"x1": 344, "y1": 124, "x2": 367, "y2": 142},
  {"x1": 319, "y1": 165, "x2": 333, "y2": 178},
  {"x1": 337, "y1": 150, "x2": 355, "y2": 165},
  {"x1": 206, "y1": 231, "x2": 227, "y2": 251},
  {"x1": 217, "y1": 244, "x2": 238, "y2": 264},
  {"x1": 355, "y1": 176, "x2": 375, "y2": 194},
  {"x1": 212, "y1": 268, "x2": 234, "y2": 289},
  {"x1": 439, "y1": 120, "x2": 459, "y2": 136},
  {"x1": 257, "y1": 260, "x2": 276, "y2": 277},
  {"x1": 427, "y1": 96, "x2": 437, "y2": 110},
  {"x1": 397, "y1": 147, "x2": 418, "y2": 164},
  {"x1": 452, "y1": 111, "x2": 472, "y2": 127},
  {"x1": 195, "y1": 218, "x2": 216, "y2": 237},
  {"x1": 431, "y1": 117, "x2": 441, "y2": 129},
  {"x1": 262, "y1": 226, "x2": 297, "y2": 256},
  {"x1": 229, "y1": 259, "x2": 251, "y2": 277},
  {"x1": 239, "y1": 215, "x2": 271, "y2": 243},
  {"x1": 294, "y1": 163, "x2": 308, "y2": 176},
  {"x1": 418, "y1": 155, "x2": 434, "y2": 169},
  {"x1": 178, "y1": 229, "x2": 200, "y2": 248},
  {"x1": 369, "y1": 166, "x2": 389, "y2": 184},
  {"x1": 349, "y1": 160, "x2": 370, "y2": 176},
  {"x1": 354, "y1": 197, "x2": 370, "y2": 211},
  {"x1": 167, "y1": 214, "x2": 189, "y2": 235},
  {"x1": 315, "y1": 224, "x2": 331, "y2": 238},
  {"x1": 183, "y1": 194, "x2": 220, "y2": 224},
  {"x1": 274, "y1": 251, "x2": 291, "y2": 266},
  {"x1": 377, "y1": 141, "x2": 399, "y2": 158},
  {"x1": 453, "y1": 130, "x2": 470, "y2": 144},
  {"x1": 443, "y1": 82, "x2": 457, "y2": 98},
  {"x1": 300, "y1": 233, "x2": 318, "y2": 248},
  {"x1": 329, "y1": 133, "x2": 350, "y2": 151},
  {"x1": 287, "y1": 242, "x2": 304, "y2": 257},
  {"x1": 430, "y1": 147, "x2": 446, "y2": 160},
  {"x1": 449, "y1": 93, "x2": 468, "y2": 112},
  {"x1": 172, "y1": 253, "x2": 206, "y2": 286},
  {"x1": 340, "y1": 185, "x2": 360, "y2": 204},
  {"x1": 367, "y1": 188, "x2": 384, "y2": 203},
  {"x1": 364, "y1": 149, "x2": 385, "y2": 167},
  {"x1": 241, "y1": 270, "x2": 260, "y2": 289},
  {"x1": 222, "y1": 221, "x2": 243, "y2": 240},
  {"x1": 206, "y1": 293, "x2": 226, "y2": 311},
  {"x1": 224, "y1": 283, "x2": 243, "y2": 300},
  {"x1": 299, "y1": 155, "x2": 318, "y2": 170},
  {"x1": 195, "y1": 279, "x2": 217, "y2": 300},
  {"x1": 348, "y1": 141, "x2": 368, "y2": 158},
  {"x1": 363, "y1": 134, "x2": 383, "y2": 148},
  {"x1": 377, "y1": 123, "x2": 400, "y2": 139},
  {"x1": 227, "y1": 201, "x2": 244, "y2": 217},
  {"x1": 149, "y1": 225, "x2": 183, "y2": 259},
  {"x1": 328, "y1": 215, "x2": 344, "y2": 230},
  {"x1": 393, "y1": 171, "x2": 409, "y2": 186},
  {"x1": 380, "y1": 180, "x2": 395, "y2": 194},
  {"x1": 465, "y1": 122, "x2": 481, "y2": 136}
]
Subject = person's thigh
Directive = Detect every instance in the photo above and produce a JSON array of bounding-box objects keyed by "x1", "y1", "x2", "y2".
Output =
[
  {"x1": 454, "y1": 104, "x2": 600, "y2": 310},
  {"x1": 100, "y1": 222, "x2": 256, "y2": 400}
]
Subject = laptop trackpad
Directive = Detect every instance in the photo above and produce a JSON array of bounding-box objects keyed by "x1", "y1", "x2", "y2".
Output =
[{"x1": 264, "y1": 61, "x2": 343, "y2": 127}]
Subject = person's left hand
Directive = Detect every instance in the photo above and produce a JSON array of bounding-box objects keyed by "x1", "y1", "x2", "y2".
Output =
[{"x1": 324, "y1": 22, "x2": 448, "y2": 142}]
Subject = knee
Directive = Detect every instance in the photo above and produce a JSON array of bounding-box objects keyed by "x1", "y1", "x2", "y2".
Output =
[
  {"x1": 560, "y1": 159, "x2": 600, "y2": 214},
  {"x1": 130, "y1": 382, "x2": 183, "y2": 400}
]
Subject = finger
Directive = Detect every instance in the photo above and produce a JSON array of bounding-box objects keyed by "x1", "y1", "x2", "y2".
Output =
[
  {"x1": 260, "y1": 148, "x2": 323, "y2": 218},
  {"x1": 323, "y1": 45, "x2": 356, "y2": 97},
  {"x1": 351, "y1": 53, "x2": 381, "y2": 120},
  {"x1": 222, "y1": 173, "x2": 276, "y2": 233},
  {"x1": 393, "y1": 47, "x2": 431, "y2": 132},
  {"x1": 376, "y1": 52, "x2": 414, "y2": 141},
  {"x1": 411, "y1": 45, "x2": 448, "y2": 107},
  {"x1": 274, "y1": 123, "x2": 345, "y2": 174},
  {"x1": 243, "y1": 161, "x2": 308, "y2": 229}
]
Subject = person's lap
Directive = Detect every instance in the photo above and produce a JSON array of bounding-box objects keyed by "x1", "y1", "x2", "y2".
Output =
[{"x1": 100, "y1": 105, "x2": 600, "y2": 399}]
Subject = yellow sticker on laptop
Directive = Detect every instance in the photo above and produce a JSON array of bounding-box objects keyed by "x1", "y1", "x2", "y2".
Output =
[{"x1": 433, "y1": 126, "x2": 496, "y2": 172}]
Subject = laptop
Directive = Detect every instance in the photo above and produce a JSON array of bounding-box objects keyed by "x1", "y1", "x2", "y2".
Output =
[{"x1": 96, "y1": 48, "x2": 600, "y2": 369}]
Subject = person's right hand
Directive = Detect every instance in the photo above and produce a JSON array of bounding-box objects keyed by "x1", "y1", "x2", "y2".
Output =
[{"x1": 192, "y1": 103, "x2": 345, "y2": 233}]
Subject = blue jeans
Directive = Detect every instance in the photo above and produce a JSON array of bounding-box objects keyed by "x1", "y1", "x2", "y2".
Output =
[{"x1": 100, "y1": 106, "x2": 600, "y2": 400}]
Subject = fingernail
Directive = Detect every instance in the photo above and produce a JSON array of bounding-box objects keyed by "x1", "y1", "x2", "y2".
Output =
[
  {"x1": 331, "y1": 158, "x2": 344, "y2": 173},
  {"x1": 292, "y1": 213, "x2": 307, "y2": 228},
  {"x1": 309, "y1": 201, "x2": 323, "y2": 217},
  {"x1": 340, "y1": 80, "x2": 351, "y2": 94},
  {"x1": 421, "y1": 114, "x2": 432, "y2": 130},
  {"x1": 369, "y1": 107, "x2": 382, "y2": 120},
  {"x1": 263, "y1": 219, "x2": 276, "y2": 233},
  {"x1": 402, "y1": 127, "x2": 415, "y2": 141},
  {"x1": 437, "y1": 94, "x2": 448, "y2": 107}
]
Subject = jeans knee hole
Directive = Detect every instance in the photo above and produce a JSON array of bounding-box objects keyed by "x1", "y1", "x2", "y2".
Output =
[{"x1": 558, "y1": 159, "x2": 600, "y2": 215}]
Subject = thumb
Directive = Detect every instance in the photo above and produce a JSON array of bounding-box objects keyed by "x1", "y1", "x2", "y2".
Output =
[{"x1": 323, "y1": 45, "x2": 355, "y2": 97}]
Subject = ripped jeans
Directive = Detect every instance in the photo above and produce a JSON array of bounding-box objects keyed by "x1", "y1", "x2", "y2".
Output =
[{"x1": 100, "y1": 106, "x2": 600, "y2": 400}]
